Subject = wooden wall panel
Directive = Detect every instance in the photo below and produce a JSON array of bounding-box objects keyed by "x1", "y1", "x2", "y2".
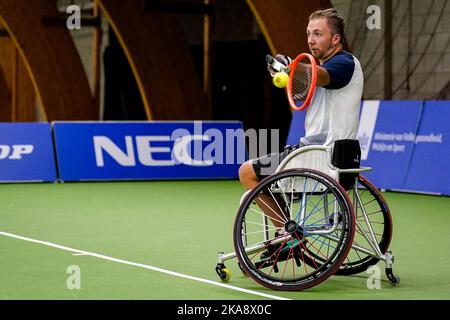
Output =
[
  {"x1": 0, "y1": 35, "x2": 12, "y2": 121},
  {"x1": 0, "y1": 0, "x2": 97, "y2": 121},
  {"x1": 98, "y1": 0, "x2": 209, "y2": 120},
  {"x1": 0, "y1": 68, "x2": 10, "y2": 121},
  {"x1": 0, "y1": 35, "x2": 37, "y2": 122},
  {"x1": 13, "y1": 54, "x2": 37, "y2": 122},
  {"x1": 0, "y1": 32, "x2": 13, "y2": 89},
  {"x1": 247, "y1": 0, "x2": 333, "y2": 57}
]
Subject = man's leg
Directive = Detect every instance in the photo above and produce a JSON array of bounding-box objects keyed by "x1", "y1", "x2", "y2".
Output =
[{"x1": 238, "y1": 161, "x2": 287, "y2": 229}]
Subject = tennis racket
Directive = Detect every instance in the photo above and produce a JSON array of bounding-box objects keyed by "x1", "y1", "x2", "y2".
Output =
[{"x1": 266, "y1": 53, "x2": 318, "y2": 111}]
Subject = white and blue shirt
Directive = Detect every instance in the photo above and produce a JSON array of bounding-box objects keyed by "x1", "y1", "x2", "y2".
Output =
[{"x1": 301, "y1": 51, "x2": 364, "y2": 147}]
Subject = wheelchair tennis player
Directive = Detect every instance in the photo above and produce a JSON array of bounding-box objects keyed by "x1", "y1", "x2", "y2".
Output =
[{"x1": 239, "y1": 8, "x2": 364, "y2": 232}]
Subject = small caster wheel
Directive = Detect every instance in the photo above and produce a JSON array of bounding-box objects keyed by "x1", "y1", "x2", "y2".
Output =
[
  {"x1": 219, "y1": 268, "x2": 231, "y2": 282},
  {"x1": 215, "y1": 263, "x2": 231, "y2": 282}
]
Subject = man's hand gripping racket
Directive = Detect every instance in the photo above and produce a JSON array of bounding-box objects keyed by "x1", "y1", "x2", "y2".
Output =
[{"x1": 266, "y1": 53, "x2": 318, "y2": 111}]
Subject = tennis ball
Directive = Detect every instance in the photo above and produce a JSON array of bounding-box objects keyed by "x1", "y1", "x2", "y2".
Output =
[{"x1": 272, "y1": 72, "x2": 289, "y2": 88}]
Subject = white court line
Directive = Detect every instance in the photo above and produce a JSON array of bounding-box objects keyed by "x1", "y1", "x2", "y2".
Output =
[{"x1": 0, "y1": 231, "x2": 289, "y2": 301}]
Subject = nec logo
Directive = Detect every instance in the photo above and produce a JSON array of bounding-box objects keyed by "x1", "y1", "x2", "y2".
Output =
[
  {"x1": 93, "y1": 135, "x2": 218, "y2": 167},
  {"x1": 0, "y1": 145, "x2": 34, "y2": 160}
]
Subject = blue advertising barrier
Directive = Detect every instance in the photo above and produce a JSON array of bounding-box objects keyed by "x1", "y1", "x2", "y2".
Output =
[
  {"x1": 0, "y1": 123, "x2": 57, "y2": 182},
  {"x1": 53, "y1": 121, "x2": 245, "y2": 181},
  {"x1": 357, "y1": 100, "x2": 423, "y2": 190},
  {"x1": 403, "y1": 101, "x2": 450, "y2": 195}
]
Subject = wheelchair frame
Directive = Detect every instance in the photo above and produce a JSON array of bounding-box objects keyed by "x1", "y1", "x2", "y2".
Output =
[{"x1": 216, "y1": 145, "x2": 400, "y2": 290}]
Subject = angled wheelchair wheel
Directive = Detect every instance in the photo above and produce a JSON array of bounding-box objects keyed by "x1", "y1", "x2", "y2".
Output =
[
  {"x1": 335, "y1": 176, "x2": 393, "y2": 275},
  {"x1": 233, "y1": 169, "x2": 355, "y2": 291}
]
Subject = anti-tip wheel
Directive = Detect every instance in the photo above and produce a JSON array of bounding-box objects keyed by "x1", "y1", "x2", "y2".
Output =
[
  {"x1": 386, "y1": 268, "x2": 400, "y2": 286},
  {"x1": 389, "y1": 274, "x2": 400, "y2": 287}
]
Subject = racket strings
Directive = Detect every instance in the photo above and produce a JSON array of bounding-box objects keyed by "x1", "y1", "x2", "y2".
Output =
[{"x1": 291, "y1": 61, "x2": 312, "y2": 103}]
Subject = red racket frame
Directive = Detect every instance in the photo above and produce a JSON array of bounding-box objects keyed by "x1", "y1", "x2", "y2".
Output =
[{"x1": 286, "y1": 53, "x2": 318, "y2": 111}]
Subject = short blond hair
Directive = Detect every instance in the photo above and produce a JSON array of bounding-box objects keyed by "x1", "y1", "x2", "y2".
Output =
[{"x1": 309, "y1": 8, "x2": 346, "y2": 44}]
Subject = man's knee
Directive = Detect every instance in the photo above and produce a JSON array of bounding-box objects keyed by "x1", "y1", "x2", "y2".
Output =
[
  {"x1": 239, "y1": 161, "x2": 258, "y2": 188},
  {"x1": 238, "y1": 161, "x2": 251, "y2": 182}
]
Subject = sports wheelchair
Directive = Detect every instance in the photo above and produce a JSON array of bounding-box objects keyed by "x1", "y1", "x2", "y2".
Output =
[{"x1": 215, "y1": 144, "x2": 400, "y2": 291}]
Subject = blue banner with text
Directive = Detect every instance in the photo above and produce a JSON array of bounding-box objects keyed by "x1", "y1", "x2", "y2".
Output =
[
  {"x1": 403, "y1": 101, "x2": 450, "y2": 195},
  {"x1": 0, "y1": 123, "x2": 57, "y2": 182},
  {"x1": 358, "y1": 100, "x2": 423, "y2": 190},
  {"x1": 53, "y1": 121, "x2": 245, "y2": 181}
]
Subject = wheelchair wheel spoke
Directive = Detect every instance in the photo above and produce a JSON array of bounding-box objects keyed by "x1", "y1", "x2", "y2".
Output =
[
  {"x1": 249, "y1": 206, "x2": 285, "y2": 226},
  {"x1": 258, "y1": 239, "x2": 288, "y2": 271},
  {"x1": 280, "y1": 243, "x2": 295, "y2": 278},
  {"x1": 244, "y1": 220, "x2": 279, "y2": 232},
  {"x1": 365, "y1": 210, "x2": 383, "y2": 216},
  {"x1": 357, "y1": 219, "x2": 384, "y2": 225},
  {"x1": 298, "y1": 237, "x2": 319, "y2": 270},
  {"x1": 268, "y1": 188, "x2": 289, "y2": 221},
  {"x1": 247, "y1": 233, "x2": 289, "y2": 262},
  {"x1": 256, "y1": 191, "x2": 289, "y2": 225},
  {"x1": 303, "y1": 238, "x2": 328, "y2": 260},
  {"x1": 298, "y1": 242, "x2": 309, "y2": 275}
]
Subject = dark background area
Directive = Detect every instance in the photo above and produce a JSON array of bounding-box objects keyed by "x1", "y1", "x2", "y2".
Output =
[{"x1": 103, "y1": 28, "x2": 292, "y2": 151}]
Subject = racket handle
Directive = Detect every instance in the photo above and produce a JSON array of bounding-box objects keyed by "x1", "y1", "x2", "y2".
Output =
[{"x1": 266, "y1": 54, "x2": 289, "y2": 73}]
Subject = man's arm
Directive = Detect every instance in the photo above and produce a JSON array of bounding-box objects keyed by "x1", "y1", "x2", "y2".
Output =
[
  {"x1": 267, "y1": 53, "x2": 350, "y2": 88},
  {"x1": 320, "y1": 53, "x2": 356, "y2": 89},
  {"x1": 294, "y1": 63, "x2": 331, "y2": 87},
  {"x1": 316, "y1": 66, "x2": 331, "y2": 87}
]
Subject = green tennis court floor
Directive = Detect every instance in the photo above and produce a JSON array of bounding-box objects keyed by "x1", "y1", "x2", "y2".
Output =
[{"x1": 1, "y1": 180, "x2": 449, "y2": 300}]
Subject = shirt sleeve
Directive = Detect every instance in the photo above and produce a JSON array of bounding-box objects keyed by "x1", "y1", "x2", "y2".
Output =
[{"x1": 322, "y1": 53, "x2": 355, "y2": 90}]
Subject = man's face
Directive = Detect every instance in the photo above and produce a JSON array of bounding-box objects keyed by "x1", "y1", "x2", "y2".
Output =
[{"x1": 307, "y1": 17, "x2": 338, "y2": 60}]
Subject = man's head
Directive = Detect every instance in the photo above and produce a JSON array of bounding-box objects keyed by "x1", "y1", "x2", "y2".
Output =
[{"x1": 307, "y1": 8, "x2": 346, "y2": 61}]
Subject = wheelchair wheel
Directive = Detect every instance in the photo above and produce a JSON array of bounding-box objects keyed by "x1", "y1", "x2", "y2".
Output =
[
  {"x1": 233, "y1": 169, "x2": 355, "y2": 291},
  {"x1": 335, "y1": 176, "x2": 393, "y2": 275}
]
